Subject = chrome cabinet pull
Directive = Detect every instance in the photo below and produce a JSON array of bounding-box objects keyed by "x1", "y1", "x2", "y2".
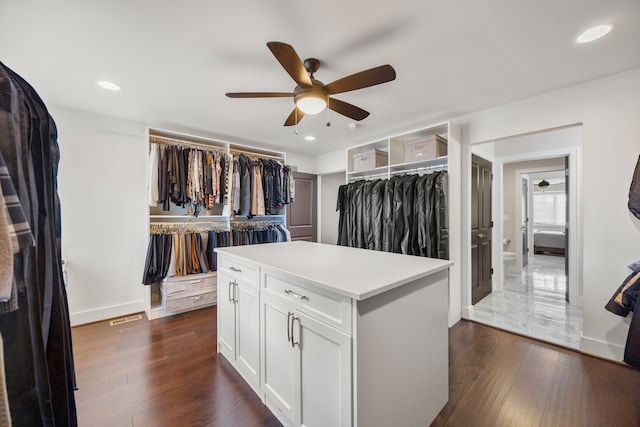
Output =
[
  {"x1": 284, "y1": 289, "x2": 308, "y2": 300},
  {"x1": 291, "y1": 316, "x2": 300, "y2": 348},
  {"x1": 287, "y1": 312, "x2": 292, "y2": 344},
  {"x1": 233, "y1": 281, "x2": 238, "y2": 304},
  {"x1": 478, "y1": 233, "x2": 486, "y2": 238},
  {"x1": 190, "y1": 280, "x2": 202, "y2": 284},
  {"x1": 230, "y1": 266, "x2": 242, "y2": 273},
  {"x1": 228, "y1": 281, "x2": 234, "y2": 303}
]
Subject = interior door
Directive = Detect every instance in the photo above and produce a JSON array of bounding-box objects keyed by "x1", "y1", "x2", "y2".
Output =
[
  {"x1": 286, "y1": 171, "x2": 318, "y2": 242},
  {"x1": 521, "y1": 176, "x2": 529, "y2": 268},
  {"x1": 471, "y1": 155, "x2": 493, "y2": 305}
]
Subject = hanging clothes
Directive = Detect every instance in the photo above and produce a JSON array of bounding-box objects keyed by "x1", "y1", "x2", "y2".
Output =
[
  {"x1": 0, "y1": 61, "x2": 78, "y2": 426},
  {"x1": 605, "y1": 266, "x2": 640, "y2": 368},
  {"x1": 337, "y1": 171, "x2": 449, "y2": 260}
]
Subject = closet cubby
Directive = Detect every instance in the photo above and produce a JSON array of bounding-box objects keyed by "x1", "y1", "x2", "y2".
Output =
[
  {"x1": 145, "y1": 127, "x2": 288, "y2": 320},
  {"x1": 346, "y1": 122, "x2": 450, "y2": 181}
]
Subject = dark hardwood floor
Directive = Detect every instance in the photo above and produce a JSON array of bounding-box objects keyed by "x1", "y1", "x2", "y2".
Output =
[{"x1": 72, "y1": 307, "x2": 640, "y2": 427}]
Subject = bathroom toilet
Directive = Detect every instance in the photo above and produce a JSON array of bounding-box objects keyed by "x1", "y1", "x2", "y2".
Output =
[{"x1": 503, "y1": 251, "x2": 518, "y2": 277}]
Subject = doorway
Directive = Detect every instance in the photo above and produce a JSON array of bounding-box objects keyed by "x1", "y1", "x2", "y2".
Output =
[{"x1": 467, "y1": 126, "x2": 582, "y2": 349}]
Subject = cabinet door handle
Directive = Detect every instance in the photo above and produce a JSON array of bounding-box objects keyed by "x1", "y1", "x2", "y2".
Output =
[
  {"x1": 478, "y1": 233, "x2": 486, "y2": 239},
  {"x1": 233, "y1": 281, "x2": 238, "y2": 304},
  {"x1": 230, "y1": 266, "x2": 242, "y2": 273},
  {"x1": 291, "y1": 316, "x2": 300, "y2": 348},
  {"x1": 287, "y1": 312, "x2": 292, "y2": 345},
  {"x1": 284, "y1": 289, "x2": 308, "y2": 300},
  {"x1": 228, "y1": 281, "x2": 234, "y2": 303}
]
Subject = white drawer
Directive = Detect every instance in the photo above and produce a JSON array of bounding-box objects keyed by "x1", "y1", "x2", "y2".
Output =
[
  {"x1": 163, "y1": 290, "x2": 217, "y2": 313},
  {"x1": 262, "y1": 271, "x2": 352, "y2": 334},
  {"x1": 161, "y1": 272, "x2": 217, "y2": 296},
  {"x1": 219, "y1": 256, "x2": 258, "y2": 286}
]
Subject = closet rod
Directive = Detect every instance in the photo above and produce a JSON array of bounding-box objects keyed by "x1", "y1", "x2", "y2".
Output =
[
  {"x1": 229, "y1": 148, "x2": 284, "y2": 161},
  {"x1": 150, "y1": 135, "x2": 227, "y2": 152},
  {"x1": 390, "y1": 165, "x2": 447, "y2": 175}
]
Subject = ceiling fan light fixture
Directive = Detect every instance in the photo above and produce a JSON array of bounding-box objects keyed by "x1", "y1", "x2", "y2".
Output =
[{"x1": 296, "y1": 95, "x2": 326, "y2": 115}]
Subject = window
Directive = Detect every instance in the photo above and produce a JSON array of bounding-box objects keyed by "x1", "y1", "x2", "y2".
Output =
[{"x1": 533, "y1": 193, "x2": 566, "y2": 225}]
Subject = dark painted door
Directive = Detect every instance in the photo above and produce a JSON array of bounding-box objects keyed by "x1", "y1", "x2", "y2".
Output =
[
  {"x1": 286, "y1": 171, "x2": 317, "y2": 242},
  {"x1": 471, "y1": 155, "x2": 493, "y2": 305},
  {"x1": 521, "y1": 177, "x2": 529, "y2": 268}
]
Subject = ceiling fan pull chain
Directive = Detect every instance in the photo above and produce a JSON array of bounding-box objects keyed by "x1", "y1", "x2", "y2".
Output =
[
  {"x1": 294, "y1": 108, "x2": 299, "y2": 134},
  {"x1": 326, "y1": 96, "x2": 331, "y2": 127}
]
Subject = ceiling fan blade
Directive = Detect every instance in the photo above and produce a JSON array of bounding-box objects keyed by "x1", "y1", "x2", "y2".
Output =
[
  {"x1": 325, "y1": 64, "x2": 396, "y2": 95},
  {"x1": 328, "y1": 98, "x2": 370, "y2": 121},
  {"x1": 226, "y1": 92, "x2": 293, "y2": 98},
  {"x1": 267, "y1": 41, "x2": 313, "y2": 88},
  {"x1": 284, "y1": 107, "x2": 305, "y2": 126}
]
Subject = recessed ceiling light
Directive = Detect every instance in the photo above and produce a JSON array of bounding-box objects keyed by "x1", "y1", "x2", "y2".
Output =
[
  {"x1": 97, "y1": 80, "x2": 121, "y2": 91},
  {"x1": 304, "y1": 135, "x2": 316, "y2": 141},
  {"x1": 576, "y1": 24, "x2": 613, "y2": 43}
]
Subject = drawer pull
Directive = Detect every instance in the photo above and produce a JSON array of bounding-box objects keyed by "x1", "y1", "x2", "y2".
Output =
[
  {"x1": 230, "y1": 266, "x2": 242, "y2": 273},
  {"x1": 190, "y1": 280, "x2": 202, "y2": 284},
  {"x1": 192, "y1": 296, "x2": 201, "y2": 302},
  {"x1": 284, "y1": 289, "x2": 308, "y2": 300}
]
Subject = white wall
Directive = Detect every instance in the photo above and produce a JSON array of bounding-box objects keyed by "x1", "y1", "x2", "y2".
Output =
[
  {"x1": 52, "y1": 105, "x2": 148, "y2": 325},
  {"x1": 454, "y1": 67, "x2": 640, "y2": 361},
  {"x1": 319, "y1": 172, "x2": 344, "y2": 244}
]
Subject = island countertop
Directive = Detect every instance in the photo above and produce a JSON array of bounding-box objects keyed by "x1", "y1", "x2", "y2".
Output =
[{"x1": 215, "y1": 241, "x2": 452, "y2": 300}]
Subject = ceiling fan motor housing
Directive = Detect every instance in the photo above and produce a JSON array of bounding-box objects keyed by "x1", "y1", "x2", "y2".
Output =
[{"x1": 294, "y1": 78, "x2": 328, "y2": 104}]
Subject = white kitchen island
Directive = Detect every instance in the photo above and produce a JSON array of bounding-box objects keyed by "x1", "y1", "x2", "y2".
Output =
[{"x1": 215, "y1": 241, "x2": 452, "y2": 427}]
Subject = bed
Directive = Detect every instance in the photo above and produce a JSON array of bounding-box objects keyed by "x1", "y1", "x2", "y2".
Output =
[{"x1": 533, "y1": 230, "x2": 566, "y2": 255}]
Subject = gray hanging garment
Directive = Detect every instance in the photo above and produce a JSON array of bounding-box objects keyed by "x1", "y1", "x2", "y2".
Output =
[{"x1": 628, "y1": 155, "x2": 640, "y2": 219}]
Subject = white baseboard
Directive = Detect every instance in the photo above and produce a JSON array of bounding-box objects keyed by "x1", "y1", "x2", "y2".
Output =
[
  {"x1": 70, "y1": 300, "x2": 146, "y2": 326},
  {"x1": 580, "y1": 334, "x2": 625, "y2": 362},
  {"x1": 460, "y1": 305, "x2": 473, "y2": 320}
]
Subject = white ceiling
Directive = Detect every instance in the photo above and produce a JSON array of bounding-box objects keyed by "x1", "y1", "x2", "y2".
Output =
[{"x1": 1, "y1": 0, "x2": 639, "y2": 156}]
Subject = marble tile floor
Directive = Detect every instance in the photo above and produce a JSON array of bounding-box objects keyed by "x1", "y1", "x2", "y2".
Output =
[{"x1": 469, "y1": 254, "x2": 583, "y2": 350}]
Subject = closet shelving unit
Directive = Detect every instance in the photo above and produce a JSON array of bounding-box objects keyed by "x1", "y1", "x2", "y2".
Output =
[
  {"x1": 145, "y1": 127, "x2": 287, "y2": 320},
  {"x1": 346, "y1": 122, "x2": 449, "y2": 181}
]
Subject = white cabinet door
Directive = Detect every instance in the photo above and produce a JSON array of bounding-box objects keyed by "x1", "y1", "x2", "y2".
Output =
[
  {"x1": 235, "y1": 280, "x2": 260, "y2": 389},
  {"x1": 261, "y1": 293, "x2": 296, "y2": 426},
  {"x1": 217, "y1": 271, "x2": 236, "y2": 361},
  {"x1": 294, "y1": 311, "x2": 352, "y2": 427}
]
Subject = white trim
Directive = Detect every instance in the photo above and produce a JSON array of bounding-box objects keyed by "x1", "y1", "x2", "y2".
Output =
[
  {"x1": 70, "y1": 300, "x2": 146, "y2": 326},
  {"x1": 580, "y1": 334, "x2": 625, "y2": 362}
]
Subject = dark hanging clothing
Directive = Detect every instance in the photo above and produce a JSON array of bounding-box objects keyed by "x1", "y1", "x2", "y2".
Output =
[
  {"x1": 605, "y1": 269, "x2": 640, "y2": 368},
  {"x1": 337, "y1": 171, "x2": 448, "y2": 260},
  {"x1": 0, "y1": 61, "x2": 78, "y2": 426},
  {"x1": 629, "y1": 155, "x2": 640, "y2": 220}
]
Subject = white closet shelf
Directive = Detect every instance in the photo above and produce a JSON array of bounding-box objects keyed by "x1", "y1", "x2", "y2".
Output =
[
  {"x1": 389, "y1": 156, "x2": 448, "y2": 171},
  {"x1": 149, "y1": 215, "x2": 228, "y2": 220}
]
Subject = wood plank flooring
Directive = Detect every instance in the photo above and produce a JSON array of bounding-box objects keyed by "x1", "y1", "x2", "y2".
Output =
[{"x1": 72, "y1": 307, "x2": 640, "y2": 427}]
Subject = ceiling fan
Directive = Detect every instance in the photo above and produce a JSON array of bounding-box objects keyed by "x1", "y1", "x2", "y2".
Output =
[{"x1": 225, "y1": 41, "x2": 396, "y2": 126}]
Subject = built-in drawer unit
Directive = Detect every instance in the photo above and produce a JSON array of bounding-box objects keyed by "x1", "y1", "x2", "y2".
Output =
[
  {"x1": 262, "y1": 269, "x2": 352, "y2": 334},
  {"x1": 160, "y1": 271, "x2": 217, "y2": 313},
  {"x1": 163, "y1": 290, "x2": 217, "y2": 312},
  {"x1": 219, "y1": 256, "x2": 258, "y2": 286}
]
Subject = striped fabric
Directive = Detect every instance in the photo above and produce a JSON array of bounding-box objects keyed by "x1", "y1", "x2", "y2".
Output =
[{"x1": 0, "y1": 150, "x2": 33, "y2": 253}]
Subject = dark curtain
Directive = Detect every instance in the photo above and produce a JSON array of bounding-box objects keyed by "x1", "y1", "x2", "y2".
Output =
[
  {"x1": 0, "y1": 62, "x2": 77, "y2": 425},
  {"x1": 336, "y1": 171, "x2": 449, "y2": 260}
]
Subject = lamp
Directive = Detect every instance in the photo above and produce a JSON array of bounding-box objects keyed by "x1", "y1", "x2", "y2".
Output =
[
  {"x1": 538, "y1": 179, "x2": 550, "y2": 188},
  {"x1": 296, "y1": 95, "x2": 327, "y2": 115}
]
